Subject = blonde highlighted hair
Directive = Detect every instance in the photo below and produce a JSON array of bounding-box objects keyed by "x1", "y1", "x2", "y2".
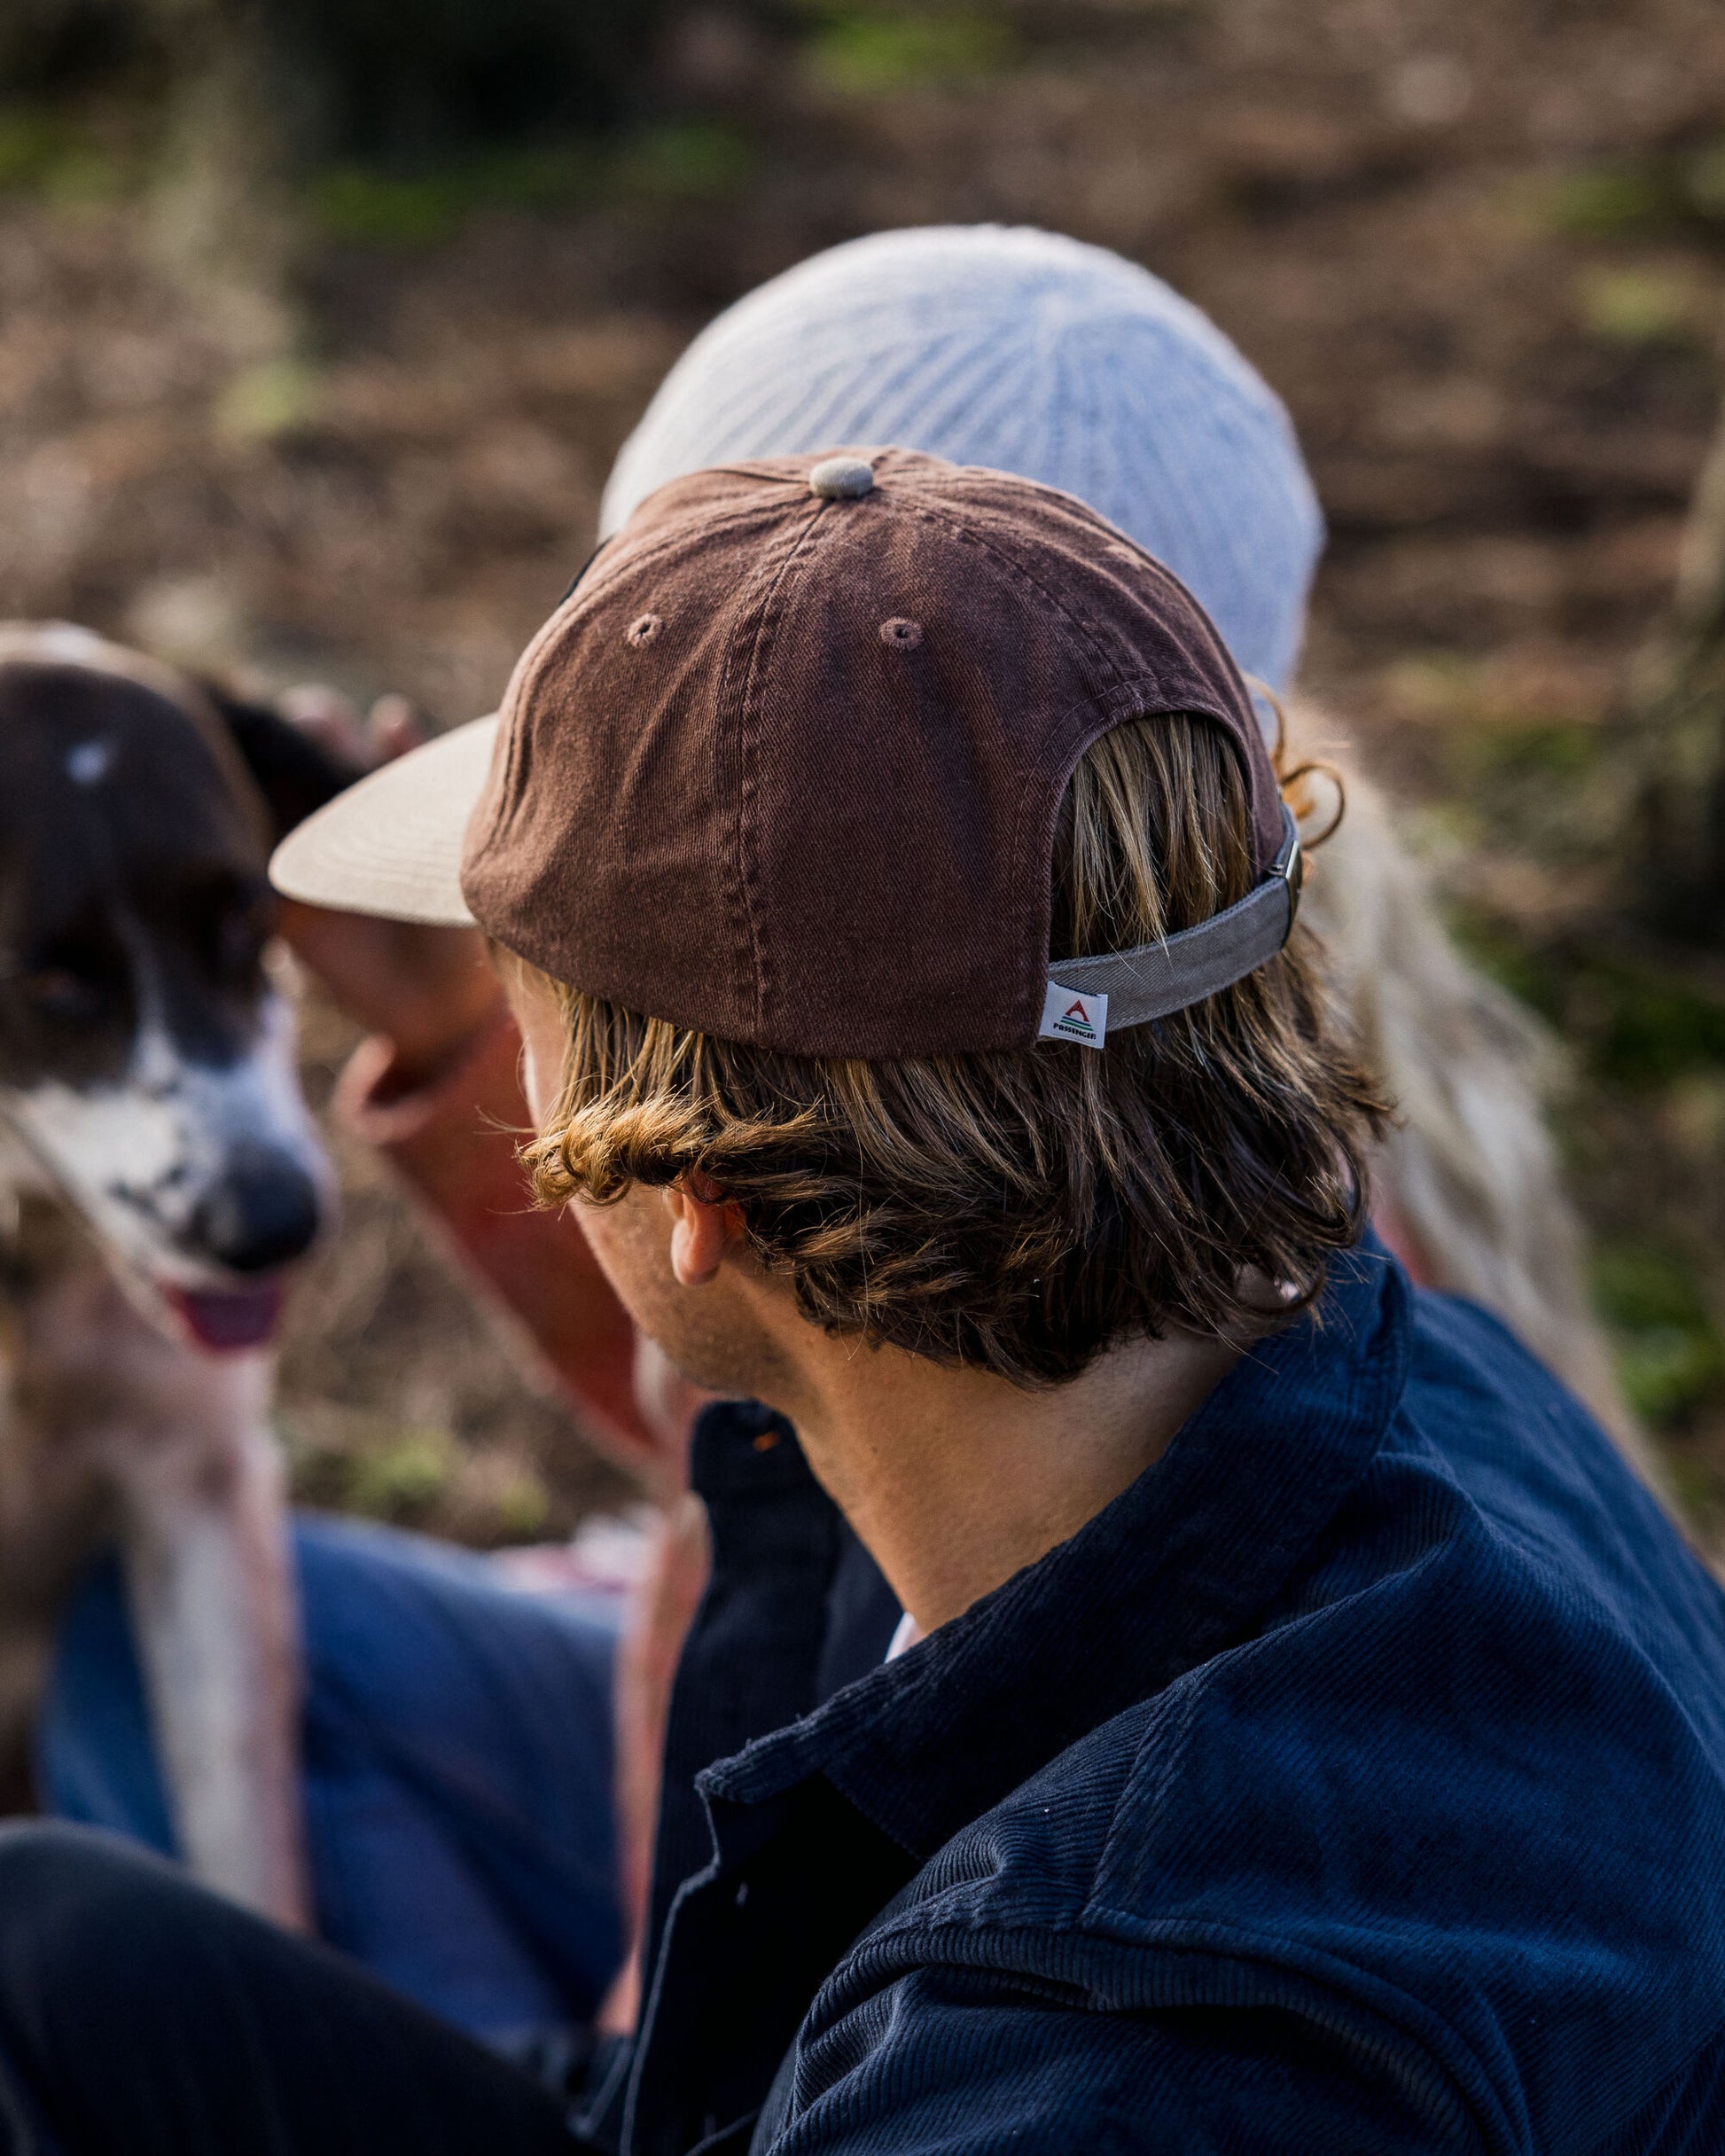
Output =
[{"x1": 519, "y1": 714, "x2": 1388, "y2": 1386}]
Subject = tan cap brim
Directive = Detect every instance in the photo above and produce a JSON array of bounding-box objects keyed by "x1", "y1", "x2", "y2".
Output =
[{"x1": 269, "y1": 715, "x2": 498, "y2": 926}]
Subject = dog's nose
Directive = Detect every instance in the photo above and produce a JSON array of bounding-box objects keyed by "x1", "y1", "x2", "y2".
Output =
[{"x1": 189, "y1": 1146, "x2": 322, "y2": 1274}]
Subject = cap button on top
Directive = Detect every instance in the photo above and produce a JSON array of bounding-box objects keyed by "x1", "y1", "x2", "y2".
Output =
[{"x1": 808, "y1": 457, "x2": 875, "y2": 500}]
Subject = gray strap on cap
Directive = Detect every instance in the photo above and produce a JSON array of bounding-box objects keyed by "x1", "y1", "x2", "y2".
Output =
[{"x1": 1039, "y1": 805, "x2": 1303, "y2": 1048}]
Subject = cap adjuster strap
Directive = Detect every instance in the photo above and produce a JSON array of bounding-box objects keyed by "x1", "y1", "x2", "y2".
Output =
[{"x1": 1040, "y1": 805, "x2": 1302, "y2": 1048}]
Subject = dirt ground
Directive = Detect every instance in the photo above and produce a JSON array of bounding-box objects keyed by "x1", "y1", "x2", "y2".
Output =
[{"x1": 7, "y1": 0, "x2": 1725, "y2": 1543}]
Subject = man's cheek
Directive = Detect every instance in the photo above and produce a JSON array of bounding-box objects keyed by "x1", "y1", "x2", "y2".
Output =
[
  {"x1": 573, "y1": 1195, "x2": 665, "y2": 1317},
  {"x1": 519, "y1": 1032, "x2": 558, "y2": 1129}
]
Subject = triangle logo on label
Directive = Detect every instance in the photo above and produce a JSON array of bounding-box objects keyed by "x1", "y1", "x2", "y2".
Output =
[{"x1": 1038, "y1": 980, "x2": 1108, "y2": 1048}]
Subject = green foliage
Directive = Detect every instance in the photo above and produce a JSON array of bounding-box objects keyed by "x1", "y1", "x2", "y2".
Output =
[
  {"x1": 1592, "y1": 1245, "x2": 1725, "y2": 1424},
  {"x1": 1443, "y1": 716, "x2": 1612, "y2": 868},
  {"x1": 1448, "y1": 910, "x2": 1725, "y2": 1087},
  {"x1": 343, "y1": 1429, "x2": 457, "y2": 1518},
  {"x1": 1381, "y1": 651, "x2": 1494, "y2": 720},
  {"x1": 493, "y1": 1473, "x2": 552, "y2": 1539},
  {"x1": 282, "y1": 1410, "x2": 559, "y2": 1543},
  {"x1": 800, "y1": 6, "x2": 1017, "y2": 93},
  {"x1": 1575, "y1": 265, "x2": 1705, "y2": 348},
  {"x1": 1457, "y1": 720, "x2": 1600, "y2": 785},
  {"x1": 1545, "y1": 137, "x2": 1725, "y2": 242},
  {"x1": 215, "y1": 356, "x2": 324, "y2": 441},
  {"x1": 0, "y1": 106, "x2": 66, "y2": 189},
  {"x1": 1445, "y1": 910, "x2": 1565, "y2": 1024},
  {"x1": 1588, "y1": 966, "x2": 1725, "y2": 1087},
  {"x1": 614, "y1": 119, "x2": 756, "y2": 198},
  {"x1": 1546, "y1": 165, "x2": 1670, "y2": 238},
  {"x1": 1689, "y1": 141, "x2": 1725, "y2": 221},
  {"x1": 308, "y1": 121, "x2": 753, "y2": 247},
  {"x1": 309, "y1": 168, "x2": 471, "y2": 246},
  {"x1": 0, "y1": 105, "x2": 126, "y2": 201},
  {"x1": 285, "y1": 1414, "x2": 457, "y2": 1523}
]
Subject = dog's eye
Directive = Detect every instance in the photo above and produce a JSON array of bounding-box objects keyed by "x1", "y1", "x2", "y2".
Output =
[
  {"x1": 212, "y1": 902, "x2": 275, "y2": 984},
  {"x1": 21, "y1": 965, "x2": 118, "y2": 1028}
]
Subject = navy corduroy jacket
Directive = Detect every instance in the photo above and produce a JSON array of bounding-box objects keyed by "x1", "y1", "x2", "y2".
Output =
[{"x1": 576, "y1": 1243, "x2": 1725, "y2": 2153}]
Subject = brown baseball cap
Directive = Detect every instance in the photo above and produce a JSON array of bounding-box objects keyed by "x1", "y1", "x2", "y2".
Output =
[{"x1": 271, "y1": 449, "x2": 1300, "y2": 1058}]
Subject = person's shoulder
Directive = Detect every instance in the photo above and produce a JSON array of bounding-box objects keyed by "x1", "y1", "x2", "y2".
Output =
[
  {"x1": 812, "y1": 1442, "x2": 1725, "y2": 2149},
  {"x1": 1390, "y1": 1278, "x2": 1725, "y2": 1656},
  {"x1": 774, "y1": 1693, "x2": 1492, "y2": 2152},
  {"x1": 1399, "y1": 1277, "x2": 1605, "y2": 1445}
]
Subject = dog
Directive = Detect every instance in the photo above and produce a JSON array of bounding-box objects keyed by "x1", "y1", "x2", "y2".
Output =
[{"x1": 0, "y1": 623, "x2": 352, "y2": 1926}]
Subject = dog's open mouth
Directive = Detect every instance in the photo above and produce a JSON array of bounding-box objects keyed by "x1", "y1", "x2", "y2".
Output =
[{"x1": 163, "y1": 1283, "x2": 286, "y2": 1354}]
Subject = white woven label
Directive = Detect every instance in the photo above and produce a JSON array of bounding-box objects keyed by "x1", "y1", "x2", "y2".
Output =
[{"x1": 1039, "y1": 981, "x2": 1108, "y2": 1048}]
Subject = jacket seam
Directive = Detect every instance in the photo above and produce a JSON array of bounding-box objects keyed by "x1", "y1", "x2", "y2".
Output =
[
  {"x1": 728, "y1": 504, "x2": 829, "y2": 1039},
  {"x1": 825, "y1": 1912, "x2": 1504, "y2": 2152}
]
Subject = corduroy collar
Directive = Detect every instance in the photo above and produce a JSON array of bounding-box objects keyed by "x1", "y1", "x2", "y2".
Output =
[{"x1": 699, "y1": 1238, "x2": 1410, "y2": 1862}]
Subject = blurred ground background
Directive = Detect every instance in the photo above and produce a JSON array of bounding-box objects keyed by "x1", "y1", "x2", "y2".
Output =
[{"x1": 7, "y1": 0, "x2": 1725, "y2": 1544}]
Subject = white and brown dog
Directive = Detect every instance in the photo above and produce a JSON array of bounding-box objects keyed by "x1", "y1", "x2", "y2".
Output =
[{"x1": 0, "y1": 623, "x2": 353, "y2": 1927}]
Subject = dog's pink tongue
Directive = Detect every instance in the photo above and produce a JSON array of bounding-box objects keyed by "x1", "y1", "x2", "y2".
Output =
[{"x1": 165, "y1": 1283, "x2": 285, "y2": 1354}]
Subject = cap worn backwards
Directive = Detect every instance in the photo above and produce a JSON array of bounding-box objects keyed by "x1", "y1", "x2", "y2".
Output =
[{"x1": 458, "y1": 449, "x2": 1299, "y2": 1059}]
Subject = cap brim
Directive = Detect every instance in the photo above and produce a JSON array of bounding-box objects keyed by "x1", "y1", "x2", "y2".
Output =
[{"x1": 269, "y1": 715, "x2": 498, "y2": 926}]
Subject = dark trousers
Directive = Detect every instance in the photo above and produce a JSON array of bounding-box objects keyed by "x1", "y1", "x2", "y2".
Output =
[{"x1": 0, "y1": 1824, "x2": 575, "y2": 2155}]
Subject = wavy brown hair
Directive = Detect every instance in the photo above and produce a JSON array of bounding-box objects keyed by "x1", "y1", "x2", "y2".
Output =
[{"x1": 518, "y1": 714, "x2": 1388, "y2": 1385}]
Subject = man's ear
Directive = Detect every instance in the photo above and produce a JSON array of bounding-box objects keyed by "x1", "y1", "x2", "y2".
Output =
[
  {"x1": 665, "y1": 1181, "x2": 745, "y2": 1288},
  {"x1": 200, "y1": 684, "x2": 366, "y2": 844}
]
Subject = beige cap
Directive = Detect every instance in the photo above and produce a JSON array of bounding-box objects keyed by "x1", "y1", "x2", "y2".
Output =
[{"x1": 269, "y1": 714, "x2": 496, "y2": 925}]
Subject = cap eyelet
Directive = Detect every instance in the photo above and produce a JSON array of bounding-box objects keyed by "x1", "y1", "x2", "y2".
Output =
[
  {"x1": 626, "y1": 613, "x2": 664, "y2": 647},
  {"x1": 879, "y1": 618, "x2": 923, "y2": 649}
]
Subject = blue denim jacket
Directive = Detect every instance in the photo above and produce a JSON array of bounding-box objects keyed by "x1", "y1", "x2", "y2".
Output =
[{"x1": 581, "y1": 1243, "x2": 1725, "y2": 2153}]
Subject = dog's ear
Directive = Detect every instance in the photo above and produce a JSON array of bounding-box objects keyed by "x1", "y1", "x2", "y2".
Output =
[{"x1": 199, "y1": 685, "x2": 367, "y2": 845}]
